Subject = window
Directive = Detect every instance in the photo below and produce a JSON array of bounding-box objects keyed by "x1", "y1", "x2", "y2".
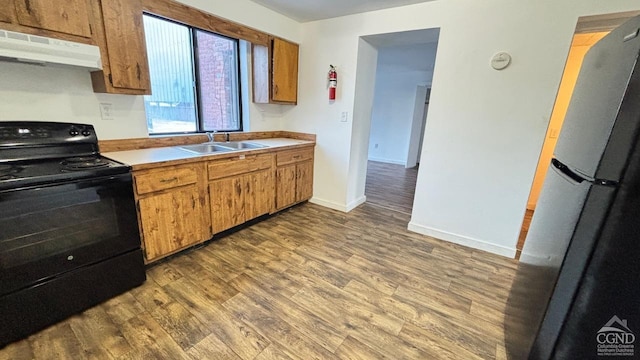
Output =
[{"x1": 142, "y1": 15, "x2": 241, "y2": 135}]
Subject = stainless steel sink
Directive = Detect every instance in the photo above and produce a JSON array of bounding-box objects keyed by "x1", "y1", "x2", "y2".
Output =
[
  {"x1": 212, "y1": 141, "x2": 267, "y2": 150},
  {"x1": 178, "y1": 143, "x2": 235, "y2": 154},
  {"x1": 178, "y1": 141, "x2": 267, "y2": 154}
]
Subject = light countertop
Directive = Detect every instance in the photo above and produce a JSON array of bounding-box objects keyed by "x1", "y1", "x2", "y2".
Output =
[{"x1": 104, "y1": 138, "x2": 314, "y2": 168}]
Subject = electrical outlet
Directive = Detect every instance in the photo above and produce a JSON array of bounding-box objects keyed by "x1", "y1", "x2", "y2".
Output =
[
  {"x1": 340, "y1": 111, "x2": 348, "y2": 122},
  {"x1": 100, "y1": 103, "x2": 114, "y2": 121}
]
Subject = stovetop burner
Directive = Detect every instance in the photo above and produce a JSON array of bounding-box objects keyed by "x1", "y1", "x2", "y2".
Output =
[
  {"x1": 60, "y1": 157, "x2": 111, "y2": 171},
  {"x1": 0, "y1": 122, "x2": 131, "y2": 191}
]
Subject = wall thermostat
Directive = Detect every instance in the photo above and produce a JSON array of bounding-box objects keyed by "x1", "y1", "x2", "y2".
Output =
[{"x1": 491, "y1": 52, "x2": 511, "y2": 70}]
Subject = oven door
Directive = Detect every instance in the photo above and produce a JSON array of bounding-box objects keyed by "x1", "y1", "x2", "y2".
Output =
[{"x1": 0, "y1": 172, "x2": 141, "y2": 296}]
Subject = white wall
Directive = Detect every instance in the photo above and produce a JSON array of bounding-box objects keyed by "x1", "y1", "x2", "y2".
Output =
[
  {"x1": 281, "y1": 0, "x2": 640, "y2": 257},
  {"x1": 368, "y1": 44, "x2": 436, "y2": 165},
  {"x1": 368, "y1": 71, "x2": 431, "y2": 165},
  {"x1": 0, "y1": 0, "x2": 301, "y2": 139},
  {"x1": 0, "y1": 63, "x2": 149, "y2": 139},
  {"x1": 345, "y1": 39, "x2": 378, "y2": 211}
]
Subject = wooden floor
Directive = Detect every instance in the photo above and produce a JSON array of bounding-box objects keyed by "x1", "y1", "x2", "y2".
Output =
[
  {"x1": 365, "y1": 161, "x2": 418, "y2": 215},
  {"x1": 515, "y1": 209, "x2": 534, "y2": 260},
  {"x1": 0, "y1": 202, "x2": 521, "y2": 360}
]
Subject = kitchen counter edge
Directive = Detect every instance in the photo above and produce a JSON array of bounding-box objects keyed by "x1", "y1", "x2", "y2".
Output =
[{"x1": 103, "y1": 138, "x2": 315, "y2": 171}]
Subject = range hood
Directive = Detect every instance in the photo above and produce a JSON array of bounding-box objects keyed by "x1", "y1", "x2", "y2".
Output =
[{"x1": 0, "y1": 29, "x2": 102, "y2": 71}]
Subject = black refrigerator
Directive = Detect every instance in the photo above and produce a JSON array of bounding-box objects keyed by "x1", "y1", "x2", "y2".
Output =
[{"x1": 505, "y1": 15, "x2": 640, "y2": 359}]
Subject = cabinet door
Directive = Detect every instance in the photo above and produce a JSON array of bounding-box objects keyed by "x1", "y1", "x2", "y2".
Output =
[
  {"x1": 138, "y1": 186, "x2": 204, "y2": 262},
  {"x1": 210, "y1": 176, "x2": 244, "y2": 233},
  {"x1": 271, "y1": 37, "x2": 298, "y2": 103},
  {"x1": 99, "y1": 0, "x2": 150, "y2": 92},
  {"x1": 296, "y1": 160, "x2": 314, "y2": 202},
  {"x1": 13, "y1": 0, "x2": 92, "y2": 38},
  {"x1": 0, "y1": 4, "x2": 17, "y2": 24},
  {"x1": 276, "y1": 165, "x2": 296, "y2": 210},
  {"x1": 245, "y1": 169, "x2": 273, "y2": 220}
]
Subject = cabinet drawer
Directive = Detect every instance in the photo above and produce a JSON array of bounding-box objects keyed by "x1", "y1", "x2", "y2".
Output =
[
  {"x1": 135, "y1": 167, "x2": 198, "y2": 195},
  {"x1": 208, "y1": 154, "x2": 273, "y2": 180},
  {"x1": 276, "y1": 147, "x2": 313, "y2": 166}
]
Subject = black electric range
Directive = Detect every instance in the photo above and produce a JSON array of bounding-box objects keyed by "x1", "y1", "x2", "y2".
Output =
[{"x1": 0, "y1": 121, "x2": 145, "y2": 348}]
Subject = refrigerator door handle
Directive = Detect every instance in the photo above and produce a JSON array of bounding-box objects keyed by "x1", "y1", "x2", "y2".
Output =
[{"x1": 552, "y1": 159, "x2": 587, "y2": 184}]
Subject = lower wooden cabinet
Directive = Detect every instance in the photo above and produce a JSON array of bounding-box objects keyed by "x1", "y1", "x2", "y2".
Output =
[
  {"x1": 138, "y1": 186, "x2": 206, "y2": 261},
  {"x1": 245, "y1": 169, "x2": 274, "y2": 220},
  {"x1": 295, "y1": 160, "x2": 314, "y2": 202},
  {"x1": 209, "y1": 175, "x2": 244, "y2": 233},
  {"x1": 276, "y1": 164, "x2": 296, "y2": 208},
  {"x1": 275, "y1": 148, "x2": 314, "y2": 210},
  {"x1": 133, "y1": 162, "x2": 210, "y2": 263},
  {"x1": 208, "y1": 154, "x2": 274, "y2": 234},
  {"x1": 131, "y1": 145, "x2": 313, "y2": 263}
]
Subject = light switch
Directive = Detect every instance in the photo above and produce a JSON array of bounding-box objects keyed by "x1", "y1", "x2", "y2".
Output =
[{"x1": 341, "y1": 111, "x2": 348, "y2": 122}]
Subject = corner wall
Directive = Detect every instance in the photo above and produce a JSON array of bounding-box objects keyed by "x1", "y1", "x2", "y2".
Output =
[{"x1": 282, "y1": 0, "x2": 640, "y2": 257}]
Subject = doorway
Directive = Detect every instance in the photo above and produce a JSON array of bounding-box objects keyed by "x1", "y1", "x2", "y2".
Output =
[
  {"x1": 406, "y1": 86, "x2": 430, "y2": 168},
  {"x1": 361, "y1": 29, "x2": 439, "y2": 216},
  {"x1": 516, "y1": 10, "x2": 640, "y2": 259},
  {"x1": 515, "y1": 31, "x2": 607, "y2": 259}
]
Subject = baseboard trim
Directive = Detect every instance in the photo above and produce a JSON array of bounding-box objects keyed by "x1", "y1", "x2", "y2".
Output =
[
  {"x1": 309, "y1": 197, "x2": 347, "y2": 212},
  {"x1": 367, "y1": 157, "x2": 406, "y2": 166},
  {"x1": 346, "y1": 196, "x2": 366, "y2": 212},
  {"x1": 407, "y1": 222, "x2": 516, "y2": 258},
  {"x1": 309, "y1": 196, "x2": 367, "y2": 213}
]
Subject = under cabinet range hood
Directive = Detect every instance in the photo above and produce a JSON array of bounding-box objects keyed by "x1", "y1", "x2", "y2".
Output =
[{"x1": 0, "y1": 29, "x2": 102, "y2": 70}]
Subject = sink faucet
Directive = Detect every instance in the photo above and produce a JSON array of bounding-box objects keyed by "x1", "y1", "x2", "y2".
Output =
[{"x1": 206, "y1": 131, "x2": 216, "y2": 142}]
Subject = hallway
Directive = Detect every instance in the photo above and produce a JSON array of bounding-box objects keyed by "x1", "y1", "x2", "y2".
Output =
[{"x1": 365, "y1": 161, "x2": 418, "y2": 215}]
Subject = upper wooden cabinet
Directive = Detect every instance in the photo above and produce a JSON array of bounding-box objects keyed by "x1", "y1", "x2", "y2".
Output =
[
  {"x1": 0, "y1": 0, "x2": 93, "y2": 42},
  {"x1": 14, "y1": 0, "x2": 92, "y2": 38},
  {"x1": 272, "y1": 38, "x2": 299, "y2": 103},
  {"x1": 90, "y1": 0, "x2": 151, "y2": 95},
  {"x1": 253, "y1": 37, "x2": 299, "y2": 104},
  {"x1": 0, "y1": 6, "x2": 15, "y2": 24}
]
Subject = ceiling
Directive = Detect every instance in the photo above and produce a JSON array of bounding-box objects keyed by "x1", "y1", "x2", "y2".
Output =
[
  {"x1": 377, "y1": 43, "x2": 439, "y2": 72},
  {"x1": 574, "y1": 10, "x2": 640, "y2": 33},
  {"x1": 249, "y1": 0, "x2": 435, "y2": 22},
  {"x1": 362, "y1": 28, "x2": 440, "y2": 48}
]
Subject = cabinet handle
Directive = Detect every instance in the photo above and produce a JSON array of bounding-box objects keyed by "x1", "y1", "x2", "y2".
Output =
[
  {"x1": 293, "y1": 155, "x2": 301, "y2": 159},
  {"x1": 159, "y1": 177, "x2": 178, "y2": 183},
  {"x1": 274, "y1": 84, "x2": 279, "y2": 94}
]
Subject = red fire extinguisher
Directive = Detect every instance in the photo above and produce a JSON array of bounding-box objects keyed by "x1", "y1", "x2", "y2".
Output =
[{"x1": 328, "y1": 65, "x2": 337, "y2": 100}]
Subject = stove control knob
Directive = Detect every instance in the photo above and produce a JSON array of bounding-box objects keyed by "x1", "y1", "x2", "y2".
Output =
[
  {"x1": 69, "y1": 128, "x2": 79, "y2": 136},
  {"x1": 81, "y1": 130, "x2": 91, "y2": 136}
]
